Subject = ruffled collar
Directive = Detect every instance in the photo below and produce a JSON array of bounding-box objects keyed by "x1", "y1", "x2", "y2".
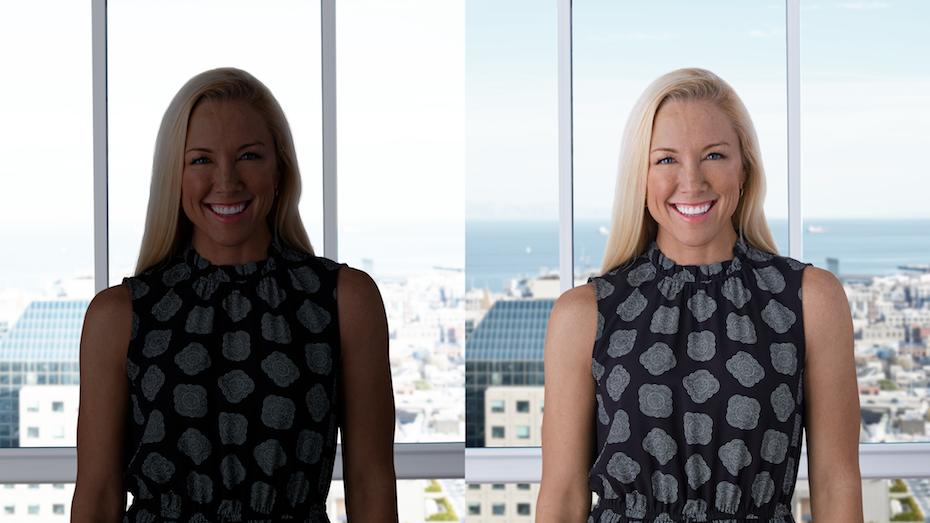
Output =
[
  {"x1": 180, "y1": 237, "x2": 284, "y2": 283},
  {"x1": 645, "y1": 237, "x2": 751, "y2": 283}
]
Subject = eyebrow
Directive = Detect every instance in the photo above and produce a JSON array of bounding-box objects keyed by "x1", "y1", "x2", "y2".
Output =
[
  {"x1": 650, "y1": 142, "x2": 730, "y2": 154},
  {"x1": 185, "y1": 142, "x2": 265, "y2": 154}
]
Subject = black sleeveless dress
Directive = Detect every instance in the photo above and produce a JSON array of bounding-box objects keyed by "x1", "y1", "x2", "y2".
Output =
[
  {"x1": 120, "y1": 237, "x2": 346, "y2": 522},
  {"x1": 586, "y1": 239, "x2": 811, "y2": 523}
]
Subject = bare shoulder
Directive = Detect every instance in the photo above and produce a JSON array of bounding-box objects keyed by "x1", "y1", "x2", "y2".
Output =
[
  {"x1": 87, "y1": 283, "x2": 132, "y2": 317},
  {"x1": 336, "y1": 265, "x2": 382, "y2": 307},
  {"x1": 81, "y1": 284, "x2": 132, "y2": 360},
  {"x1": 801, "y1": 265, "x2": 848, "y2": 309},
  {"x1": 551, "y1": 282, "x2": 597, "y2": 323},
  {"x1": 544, "y1": 283, "x2": 598, "y2": 364}
]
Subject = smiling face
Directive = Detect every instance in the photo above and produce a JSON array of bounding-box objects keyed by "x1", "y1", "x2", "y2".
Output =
[
  {"x1": 646, "y1": 99, "x2": 745, "y2": 264},
  {"x1": 181, "y1": 98, "x2": 278, "y2": 264}
]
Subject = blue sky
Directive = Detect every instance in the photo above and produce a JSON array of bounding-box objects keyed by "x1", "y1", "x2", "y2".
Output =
[{"x1": 467, "y1": 0, "x2": 930, "y2": 220}]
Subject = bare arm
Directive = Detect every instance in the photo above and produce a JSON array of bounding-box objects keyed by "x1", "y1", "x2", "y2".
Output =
[
  {"x1": 536, "y1": 283, "x2": 597, "y2": 522},
  {"x1": 71, "y1": 285, "x2": 133, "y2": 522},
  {"x1": 337, "y1": 267, "x2": 398, "y2": 520},
  {"x1": 802, "y1": 266, "x2": 863, "y2": 522}
]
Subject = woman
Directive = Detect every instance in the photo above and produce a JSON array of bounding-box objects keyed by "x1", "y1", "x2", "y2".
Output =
[
  {"x1": 71, "y1": 68, "x2": 398, "y2": 521},
  {"x1": 536, "y1": 68, "x2": 862, "y2": 522}
]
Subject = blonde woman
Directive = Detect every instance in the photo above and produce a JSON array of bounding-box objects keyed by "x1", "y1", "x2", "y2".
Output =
[
  {"x1": 72, "y1": 68, "x2": 397, "y2": 521},
  {"x1": 537, "y1": 68, "x2": 862, "y2": 521}
]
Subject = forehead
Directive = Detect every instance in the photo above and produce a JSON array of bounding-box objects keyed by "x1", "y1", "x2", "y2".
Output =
[
  {"x1": 185, "y1": 98, "x2": 271, "y2": 146},
  {"x1": 650, "y1": 99, "x2": 736, "y2": 147}
]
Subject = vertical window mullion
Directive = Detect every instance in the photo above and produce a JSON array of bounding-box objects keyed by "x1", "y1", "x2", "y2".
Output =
[
  {"x1": 786, "y1": 0, "x2": 802, "y2": 259},
  {"x1": 558, "y1": 0, "x2": 573, "y2": 292},
  {"x1": 92, "y1": 0, "x2": 108, "y2": 292},
  {"x1": 321, "y1": 0, "x2": 338, "y2": 260}
]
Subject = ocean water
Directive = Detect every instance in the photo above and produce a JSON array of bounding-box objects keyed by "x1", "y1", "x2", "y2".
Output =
[{"x1": 466, "y1": 219, "x2": 930, "y2": 292}]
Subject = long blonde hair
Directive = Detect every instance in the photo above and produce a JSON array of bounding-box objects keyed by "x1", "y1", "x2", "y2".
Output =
[
  {"x1": 134, "y1": 67, "x2": 314, "y2": 275},
  {"x1": 599, "y1": 67, "x2": 777, "y2": 274}
]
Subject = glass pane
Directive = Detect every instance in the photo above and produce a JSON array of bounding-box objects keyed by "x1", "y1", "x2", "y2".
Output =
[
  {"x1": 573, "y1": 0, "x2": 790, "y2": 276},
  {"x1": 0, "y1": 1, "x2": 93, "y2": 450},
  {"x1": 465, "y1": 0, "x2": 558, "y2": 449},
  {"x1": 801, "y1": 0, "x2": 930, "y2": 444},
  {"x1": 338, "y1": 0, "x2": 465, "y2": 443},
  {"x1": 107, "y1": 0, "x2": 323, "y2": 285}
]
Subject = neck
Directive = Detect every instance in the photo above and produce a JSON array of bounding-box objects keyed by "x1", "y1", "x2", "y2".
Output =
[
  {"x1": 190, "y1": 228, "x2": 273, "y2": 266},
  {"x1": 655, "y1": 226, "x2": 739, "y2": 266}
]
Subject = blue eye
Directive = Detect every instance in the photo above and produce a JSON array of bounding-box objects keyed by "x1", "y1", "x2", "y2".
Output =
[
  {"x1": 657, "y1": 156, "x2": 675, "y2": 165},
  {"x1": 240, "y1": 152, "x2": 260, "y2": 160},
  {"x1": 191, "y1": 156, "x2": 210, "y2": 165},
  {"x1": 707, "y1": 152, "x2": 725, "y2": 160}
]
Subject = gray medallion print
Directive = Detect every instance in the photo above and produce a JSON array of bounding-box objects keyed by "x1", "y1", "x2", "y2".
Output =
[
  {"x1": 222, "y1": 330, "x2": 251, "y2": 362},
  {"x1": 304, "y1": 343, "x2": 333, "y2": 374},
  {"x1": 649, "y1": 305, "x2": 680, "y2": 335},
  {"x1": 596, "y1": 393, "x2": 610, "y2": 425},
  {"x1": 596, "y1": 311, "x2": 604, "y2": 341},
  {"x1": 682, "y1": 369, "x2": 720, "y2": 404},
  {"x1": 261, "y1": 395, "x2": 297, "y2": 430},
  {"x1": 753, "y1": 266, "x2": 786, "y2": 294},
  {"x1": 126, "y1": 358, "x2": 140, "y2": 382},
  {"x1": 287, "y1": 471, "x2": 311, "y2": 506},
  {"x1": 626, "y1": 262, "x2": 657, "y2": 287},
  {"x1": 162, "y1": 493, "x2": 182, "y2": 519},
  {"x1": 639, "y1": 342, "x2": 677, "y2": 376},
  {"x1": 256, "y1": 276, "x2": 287, "y2": 309},
  {"x1": 221, "y1": 455, "x2": 247, "y2": 489},
  {"x1": 638, "y1": 383, "x2": 673, "y2": 418},
  {"x1": 250, "y1": 480, "x2": 277, "y2": 514},
  {"x1": 642, "y1": 427, "x2": 677, "y2": 465},
  {"x1": 607, "y1": 329, "x2": 637, "y2": 358},
  {"x1": 151, "y1": 289, "x2": 183, "y2": 322},
  {"x1": 657, "y1": 276, "x2": 684, "y2": 301},
  {"x1": 721, "y1": 276, "x2": 752, "y2": 308},
  {"x1": 192, "y1": 270, "x2": 230, "y2": 301},
  {"x1": 261, "y1": 352, "x2": 301, "y2": 388},
  {"x1": 770, "y1": 383, "x2": 795, "y2": 422},
  {"x1": 306, "y1": 383, "x2": 329, "y2": 422},
  {"x1": 654, "y1": 513, "x2": 675, "y2": 523},
  {"x1": 751, "y1": 471, "x2": 775, "y2": 507},
  {"x1": 217, "y1": 500, "x2": 243, "y2": 520},
  {"x1": 770, "y1": 342, "x2": 798, "y2": 376},
  {"x1": 141, "y1": 409, "x2": 165, "y2": 444},
  {"x1": 791, "y1": 413, "x2": 803, "y2": 447},
  {"x1": 783, "y1": 457, "x2": 797, "y2": 493},
  {"x1": 131, "y1": 394, "x2": 145, "y2": 425},
  {"x1": 297, "y1": 299, "x2": 331, "y2": 333},
  {"x1": 253, "y1": 439, "x2": 288, "y2": 475},
  {"x1": 593, "y1": 278, "x2": 615, "y2": 300},
  {"x1": 760, "y1": 429, "x2": 789, "y2": 464},
  {"x1": 715, "y1": 481, "x2": 742, "y2": 514},
  {"x1": 686, "y1": 330, "x2": 716, "y2": 361},
  {"x1": 131, "y1": 313, "x2": 139, "y2": 341},
  {"x1": 701, "y1": 261, "x2": 723, "y2": 275},
  {"x1": 761, "y1": 299, "x2": 796, "y2": 334},
  {"x1": 606, "y1": 364, "x2": 630, "y2": 401},
  {"x1": 177, "y1": 427, "x2": 212, "y2": 465},
  {"x1": 605, "y1": 451, "x2": 640, "y2": 483},
  {"x1": 217, "y1": 370, "x2": 255, "y2": 404},
  {"x1": 186, "y1": 471, "x2": 213, "y2": 504},
  {"x1": 617, "y1": 289, "x2": 648, "y2": 322},
  {"x1": 606, "y1": 409, "x2": 630, "y2": 444},
  {"x1": 126, "y1": 277, "x2": 150, "y2": 299},
  {"x1": 745, "y1": 246, "x2": 774, "y2": 262},
  {"x1": 652, "y1": 470, "x2": 679, "y2": 504},
  {"x1": 726, "y1": 394, "x2": 761, "y2": 430},
  {"x1": 592, "y1": 358, "x2": 605, "y2": 383},
  {"x1": 599, "y1": 475, "x2": 618, "y2": 499},
  {"x1": 218, "y1": 412, "x2": 249, "y2": 445},
  {"x1": 718, "y1": 439, "x2": 752, "y2": 476},
  {"x1": 142, "y1": 329, "x2": 172, "y2": 358},
  {"x1": 261, "y1": 313, "x2": 292, "y2": 344},
  {"x1": 683, "y1": 500, "x2": 708, "y2": 520},
  {"x1": 683, "y1": 412, "x2": 713, "y2": 445},
  {"x1": 296, "y1": 429, "x2": 324, "y2": 464},
  {"x1": 687, "y1": 290, "x2": 717, "y2": 322},
  {"x1": 797, "y1": 368, "x2": 805, "y2": 405},
  {"x1": 222, "y1": 290, "x2": 252, "y2": 322},
  {"x1": 725, "y1": 312, "x2": 757, "y2": 344},
  {"x1": 685, "y1": 454, "x2": 711, "y2": 489},
  {"x1": 185, "y1": 305, "x2": 214, "y2": 335},
  {"x1": 161, "y1": 262, "x2": 191, "y2": 287},
  {"x1": 174, "y1": 343, "x2": 211, "y2": 376},
  {"x1": 141, "y1": 365, "x2": 165, "y2": 402},
  {"x1": 725, "y1": 351, "x2": 765, "y2": 387},
  {"x1": 289, "y1": 266, "x2": 321, "y2": 293},
  {"x1": 625, "y1": 491, "x2": 647, "y2": 518},
  {"x1": 173, "y1": 384, "x2": 208, "y2": 418},
  {"x1": 141, "y1": 452, "x2": 175, "y2": 484}
]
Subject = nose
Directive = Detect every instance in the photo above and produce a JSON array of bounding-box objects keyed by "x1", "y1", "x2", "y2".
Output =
[
  {"x1": 678, "y1": 158, "x2": 707, "y2": 193},
  {"x1": 213, "y1": 159, "x2": 243, "y2": 193}
]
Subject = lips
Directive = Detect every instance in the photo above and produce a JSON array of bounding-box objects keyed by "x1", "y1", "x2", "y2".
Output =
[
  {"x1": 671, "y1": 200, "x2": 715, "y2": 217},
  {"x1": 204, "y1": 200, "x2": 251, "y2": 216}
]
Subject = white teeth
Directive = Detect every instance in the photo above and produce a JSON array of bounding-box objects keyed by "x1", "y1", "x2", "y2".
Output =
[
  {"x1": 674, "y1": 202, "x2": 713, "y2": 215},
  {"x1": 208, "y1": 202, "x2": 247, "y2": 215}
]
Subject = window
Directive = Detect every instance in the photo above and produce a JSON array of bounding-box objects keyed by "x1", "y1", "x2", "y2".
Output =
[
  {"x1": 26, "y1": 427, "x2": 38, "y2": 438},
  {"x1": 490, "y1": 399, "x2": 505, "y2": 413},
  {"x1": 492, "y1": 503, "x2": 506, "y2": 515},
  {"x1": 51, "y1": 401, "x2": 64, "y2": 412},
  {"x1": 491, "y1": 483, "x2": 505, "y2": 490},
  {"x1": 491, "y1": 426, "x2": 505, "y2": 439},
  {"x1": 516, "y1": 400, "x2": 530, "y2": 413},
  {"x1": 3, "y1": 506, "x2": 13, "y2": 515},
  {"x1": 53, "y1": 504, "x2": 65, "y2": 514},
  {"x1": 517, "y1": 483, "x2": 531, "y2": 490},
  {"x1": 25, "y1": 402, "x2": 39, "y2": 413},
  {"x1": 516, "y1": 425, "x2": 531, "y2": 439},
  {"x1": 517, "y1": 502, "x2": 532, "y2": 515},
  {"x1": 28, "y1": 505, "x2": 39, "y2": 515},
  {"x1": 468, "y1": 503, "x2": 480, "y2": 515}
]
